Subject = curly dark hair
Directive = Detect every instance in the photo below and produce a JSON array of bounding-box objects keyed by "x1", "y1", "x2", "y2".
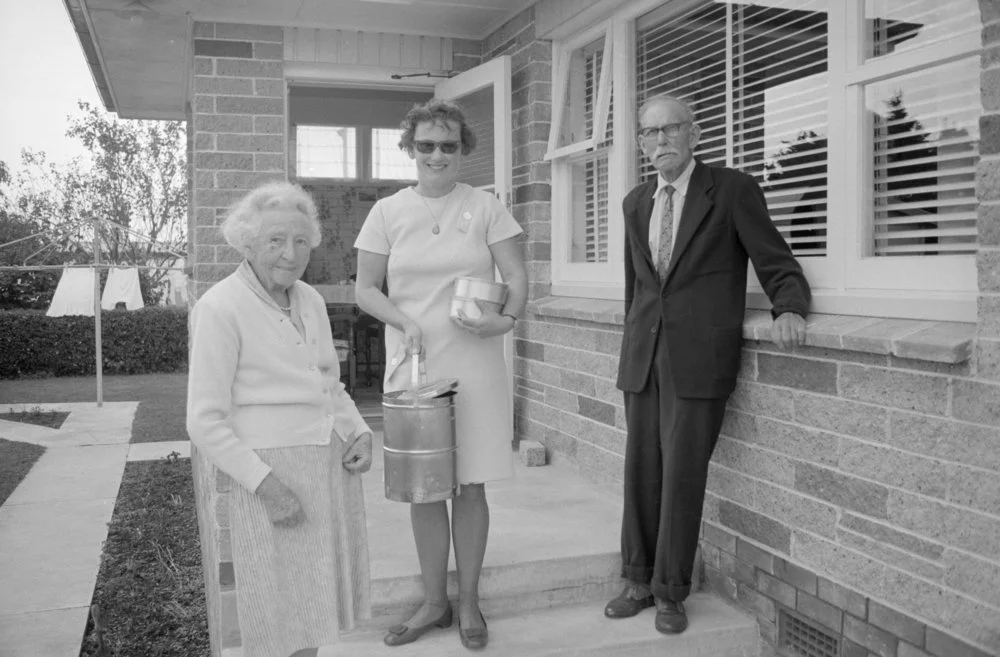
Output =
[{"x1": 398, "y1": 98, "x2": 477, "y2": 156}]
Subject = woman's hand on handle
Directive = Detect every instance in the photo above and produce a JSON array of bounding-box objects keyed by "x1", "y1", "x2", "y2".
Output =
[
  {"x1": 256, "y1": 472, "x2": 305, "y2": 528},
  {"x1": 401, "y1": 319, "x2": 423, "y2": 355}
]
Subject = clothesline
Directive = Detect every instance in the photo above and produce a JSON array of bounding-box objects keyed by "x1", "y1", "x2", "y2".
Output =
[
  {"x1": 0, "y1": 215, "x2": 186, "y2": 263},
  {"x1": 0, "y1": 264, "x2": 186, "y2": 272}
]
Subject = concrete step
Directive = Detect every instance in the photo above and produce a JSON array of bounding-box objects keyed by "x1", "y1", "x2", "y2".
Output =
[
  {"x1": 363, "y1": 552, "x2": 622, "y2": 628},
  {"x1": 361, "y1": 432, "x2": 625, "y2": 628},
  {"x1": 319, "y1": 593, "x2": 758, "y2": 657}
]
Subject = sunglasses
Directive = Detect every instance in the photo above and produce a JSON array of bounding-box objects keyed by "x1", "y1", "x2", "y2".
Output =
[{"x1": 414, "y1": 140, "x2": 461, "y2": 155}]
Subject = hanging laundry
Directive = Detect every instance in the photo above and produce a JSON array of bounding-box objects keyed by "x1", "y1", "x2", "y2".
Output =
[
  {"x1": 46, "y1": 267, "x2": 97, "y2": 317},
  {"x1": 101, "y1": 267, "x2": 145, "y2": 310}
]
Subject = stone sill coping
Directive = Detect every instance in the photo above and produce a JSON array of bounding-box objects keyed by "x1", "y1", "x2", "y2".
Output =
[{"x1": 527, "y1": 296, "x2": 975, "y2": 365}]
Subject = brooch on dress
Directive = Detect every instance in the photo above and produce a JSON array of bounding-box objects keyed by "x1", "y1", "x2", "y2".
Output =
[{"x1": 457, "y1": 211, "x2": 473, "y2": 233}]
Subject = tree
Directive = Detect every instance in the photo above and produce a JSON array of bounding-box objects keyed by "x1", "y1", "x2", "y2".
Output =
[
  {"x1": 66, "y1": 101, "x2": 187, "y2": 300},
  {"x1": 0, "y1": 155, "x2": 91, "y2": 309},
  {"x1": 0, "y1": 102, "x2": 187, "y2": 307}
]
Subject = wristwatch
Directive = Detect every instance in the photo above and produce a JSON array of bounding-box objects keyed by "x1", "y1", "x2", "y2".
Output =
[{"x1": 501, "y1": 313, "x2": 517, "y2": 327}]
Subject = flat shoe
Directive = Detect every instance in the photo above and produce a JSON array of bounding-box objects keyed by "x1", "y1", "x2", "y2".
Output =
[
  {"x1": 459, "y1": 611, "x2": 488, "y2": 650},
  {"x1": 383, "y1": 604, "x2": 453, "y2": 647},
  {"x1": 604, "y1": 585, "x2": 655, "y2": 618}
]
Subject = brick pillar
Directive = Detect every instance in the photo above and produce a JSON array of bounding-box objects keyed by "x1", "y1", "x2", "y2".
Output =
[
  {"x1": 978, "y1": 0, "x2": 1000, "y2": 380},
  {"x1": 189, "y1": 21, "x2": 287, "y2": 299},
  {"x1": 186, "y1": 21, "x2": 287, "y2": 657},
  {"x1": 483, "y1": 6, "x2": 553, "y2": 303}
]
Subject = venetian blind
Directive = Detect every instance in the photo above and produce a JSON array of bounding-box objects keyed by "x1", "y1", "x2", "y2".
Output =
[
  {"x1": 865, "y1": 0, "x2": 982, "y2": 259},
  {"x1": 579, "y1": 45, "x2": 609, "y2": 263},
  {"x1": 869, "y1": 58, "x2": 980, "y2": 256},
  {"x1": 636, "y1": 1, "x2": 829, "y2": 257}
]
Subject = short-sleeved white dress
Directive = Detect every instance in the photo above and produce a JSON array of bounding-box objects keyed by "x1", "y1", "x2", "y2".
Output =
[{"x1": 354, "y1": 183, "x2": 523, "y2": 484}]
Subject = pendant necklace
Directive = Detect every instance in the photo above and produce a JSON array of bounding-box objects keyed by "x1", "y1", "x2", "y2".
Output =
[{"x1": 417, "y1": 186, "x2": 454, "y2": 235}]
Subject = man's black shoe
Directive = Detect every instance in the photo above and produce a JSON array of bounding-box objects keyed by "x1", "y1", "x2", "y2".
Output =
[
  {"x1": 604, "y1": 585, "x2": 655, "y2": 618},
  {"x1": 654, "y1": 599, "x2": 688, "y2": 634}
]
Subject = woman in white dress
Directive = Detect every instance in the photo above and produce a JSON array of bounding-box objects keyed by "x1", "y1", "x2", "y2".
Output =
[{"x1": 355, "y1": 99, "x2": 527, "y2": 650}]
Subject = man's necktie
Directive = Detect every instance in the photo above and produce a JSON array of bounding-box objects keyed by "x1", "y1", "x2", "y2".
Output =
[{"x1": 656, "y1": 184, "x2": 676, "y2": 281}]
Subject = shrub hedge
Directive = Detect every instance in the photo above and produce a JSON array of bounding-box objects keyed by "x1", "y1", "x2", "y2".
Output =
[{"x1": 0, "y1": 307, "x2": 188, "y2": 379}]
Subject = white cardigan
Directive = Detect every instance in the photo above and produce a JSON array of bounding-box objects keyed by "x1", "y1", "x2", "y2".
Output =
[{"x1": 186, "y1": 262, "x2": 371, "y2": 492}]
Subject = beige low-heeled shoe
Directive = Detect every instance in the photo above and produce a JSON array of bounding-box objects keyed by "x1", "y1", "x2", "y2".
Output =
[
  {"x1": 458, "y1": 610, "x2": 488, "y2": 650},
  {"x1": 383, "y1": 603, "x2": 453, "y2": 647}
]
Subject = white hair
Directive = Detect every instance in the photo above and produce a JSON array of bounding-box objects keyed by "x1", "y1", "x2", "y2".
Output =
[
  {"x1": 220, "y1": 181, "x2": 322, "y2": 250},
  {"x1": 638, "y1": 94, "x2": 697, "y2": 124}
]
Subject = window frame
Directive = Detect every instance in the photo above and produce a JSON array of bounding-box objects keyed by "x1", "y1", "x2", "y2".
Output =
[
  {"x1": 294, "y1": 124, "x2": 361, "y2": 181},
  {"x1": 547, "y1": 0, "x2": 980, "y2": 321},
  {"x1": 293, "y1": 124, "x2": 417, "y2": 184},
  {"x1": 370, "y1": 126, "x2": 418, "y2": 182},
  {"x1": 838, "y1": 1, "x2": 979, "y2": 299}
]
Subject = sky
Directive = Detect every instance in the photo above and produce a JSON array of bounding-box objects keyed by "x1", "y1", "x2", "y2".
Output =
[{"x1": 0, "y1": 1, "x2": 103, "y2": 171}]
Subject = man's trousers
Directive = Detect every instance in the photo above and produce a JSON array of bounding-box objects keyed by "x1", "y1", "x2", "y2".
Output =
[{"x1": 620, "y1": 330, "x2": 728, "y2": 602}]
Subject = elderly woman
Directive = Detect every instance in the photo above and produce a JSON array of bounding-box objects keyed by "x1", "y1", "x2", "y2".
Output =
[
  {"x1": 187, "y1": 181, "x2": 373, "y2": 657},
  {"x1": 354, "y1": 98, "x2": 528, "y2": 650}
]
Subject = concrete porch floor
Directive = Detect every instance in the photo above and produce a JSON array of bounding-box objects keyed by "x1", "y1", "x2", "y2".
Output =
[{"x1": 362, "y1": 430, "x2": 626, "y2": 624}]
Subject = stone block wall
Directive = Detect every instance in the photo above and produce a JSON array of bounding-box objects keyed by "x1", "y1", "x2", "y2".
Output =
[{"x1": 703, "y1": 339, "x2": 999, "y2": 657}]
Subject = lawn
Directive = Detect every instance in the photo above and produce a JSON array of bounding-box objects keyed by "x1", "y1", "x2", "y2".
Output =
[
  {"x1": 0, "y1": 373, "x2": 188, "y2": 443},
  {"x1": 0, "y1": 407, "x2": 69, "y2": 429},
  {"x1": 0, "y1": 438, "x2": 46, "y2": 506},
  {"x1": 79, "y1": 456, "x2": 209, "y2": 657}
]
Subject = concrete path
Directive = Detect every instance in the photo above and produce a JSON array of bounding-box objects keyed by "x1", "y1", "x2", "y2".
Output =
[{"x1": 0, "y1": 401, "x2": 139, "y2": 657}]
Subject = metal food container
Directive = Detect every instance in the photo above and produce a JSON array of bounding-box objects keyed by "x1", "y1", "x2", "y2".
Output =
[
  {"x1": 382, "y1": 379, "x2": 460, "y2": 503},
  {"x1": 449, "y1": 277, "x2": 508, "y2": 321}
]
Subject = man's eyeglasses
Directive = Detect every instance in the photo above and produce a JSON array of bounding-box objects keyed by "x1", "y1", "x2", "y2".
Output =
[
  {"x1": 414, "y1": 140, "x2": 461, "y2": 155},
  {"x1": 638, "y1": 122, "x2": 690, "y2": 140}
]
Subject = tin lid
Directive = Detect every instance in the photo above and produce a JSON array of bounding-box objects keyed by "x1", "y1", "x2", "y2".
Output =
[
  {"x1": 391, "y1": 378, "x2": 459, "y2": 401},
  {"x1": 413, "y1": 378, "x2": 460, "y2": 399}
]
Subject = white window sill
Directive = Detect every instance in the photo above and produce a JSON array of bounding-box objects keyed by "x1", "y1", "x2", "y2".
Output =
[{"x1": 527, "y1": 296, "x2": 975, "y2": 365}]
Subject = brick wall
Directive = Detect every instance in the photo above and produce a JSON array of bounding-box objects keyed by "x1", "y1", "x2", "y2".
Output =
[
  {"x1": 491, "y1": 3, "x2": 1000, "y2": 657},
  {"x1": 978, "y1": 0, "x2": 1000, "y2": 383},
  {"x1": 703, "y1": 339, "x2": 1000, "y2": 657},
  {"x1": 300, "y1": 182, "x2": 409, "y2": 285}
]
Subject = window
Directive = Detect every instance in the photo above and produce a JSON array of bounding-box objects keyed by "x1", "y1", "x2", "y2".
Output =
[
  {"x1": 296, "y1": 126, "x2": 357, "y2": 179},
  {"x1": 548, "y1": 25, "x2": 624, "y2": 290},
  {"x1": 371, "y1": 128, "x2": 416, "y2": 180},
  {"x1": 548, "y1": 0, "x2": 982, "y2": 320},
  {"x1": 294, "y1": 126, "x2": 418, "y2": 181},
  {"x1": 636, "y1": 2, "x2": 829, "y2": 258},
  {"x1": 867, "y1": 59, "x2": 979, "y2": 257}
]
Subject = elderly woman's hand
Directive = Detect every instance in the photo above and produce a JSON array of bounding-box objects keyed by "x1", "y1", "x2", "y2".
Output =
[
  {"x1": 452, "y1": 301, "x2": 515, "y2": 339},
  {"x1": 343, "y1": 432, "x2": 373, "y2": 474},
  {"x1": 256, "y1": 473, "x2": 305, "y2": 528}
]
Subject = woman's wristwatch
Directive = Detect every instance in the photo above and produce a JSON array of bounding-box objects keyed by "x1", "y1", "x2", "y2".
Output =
[{"x1": 501, "y1": 313, "x2": 517, "y2": 329}]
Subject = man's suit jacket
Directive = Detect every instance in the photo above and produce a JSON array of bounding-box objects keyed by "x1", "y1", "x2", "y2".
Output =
[{"x1": 617, "y1": 160, "x2": 810, "y2": 399}]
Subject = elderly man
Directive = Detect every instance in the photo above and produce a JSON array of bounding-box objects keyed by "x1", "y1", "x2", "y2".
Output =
[{"x1": 606, "y1": 94, "x2": 810, "y2": 634}]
